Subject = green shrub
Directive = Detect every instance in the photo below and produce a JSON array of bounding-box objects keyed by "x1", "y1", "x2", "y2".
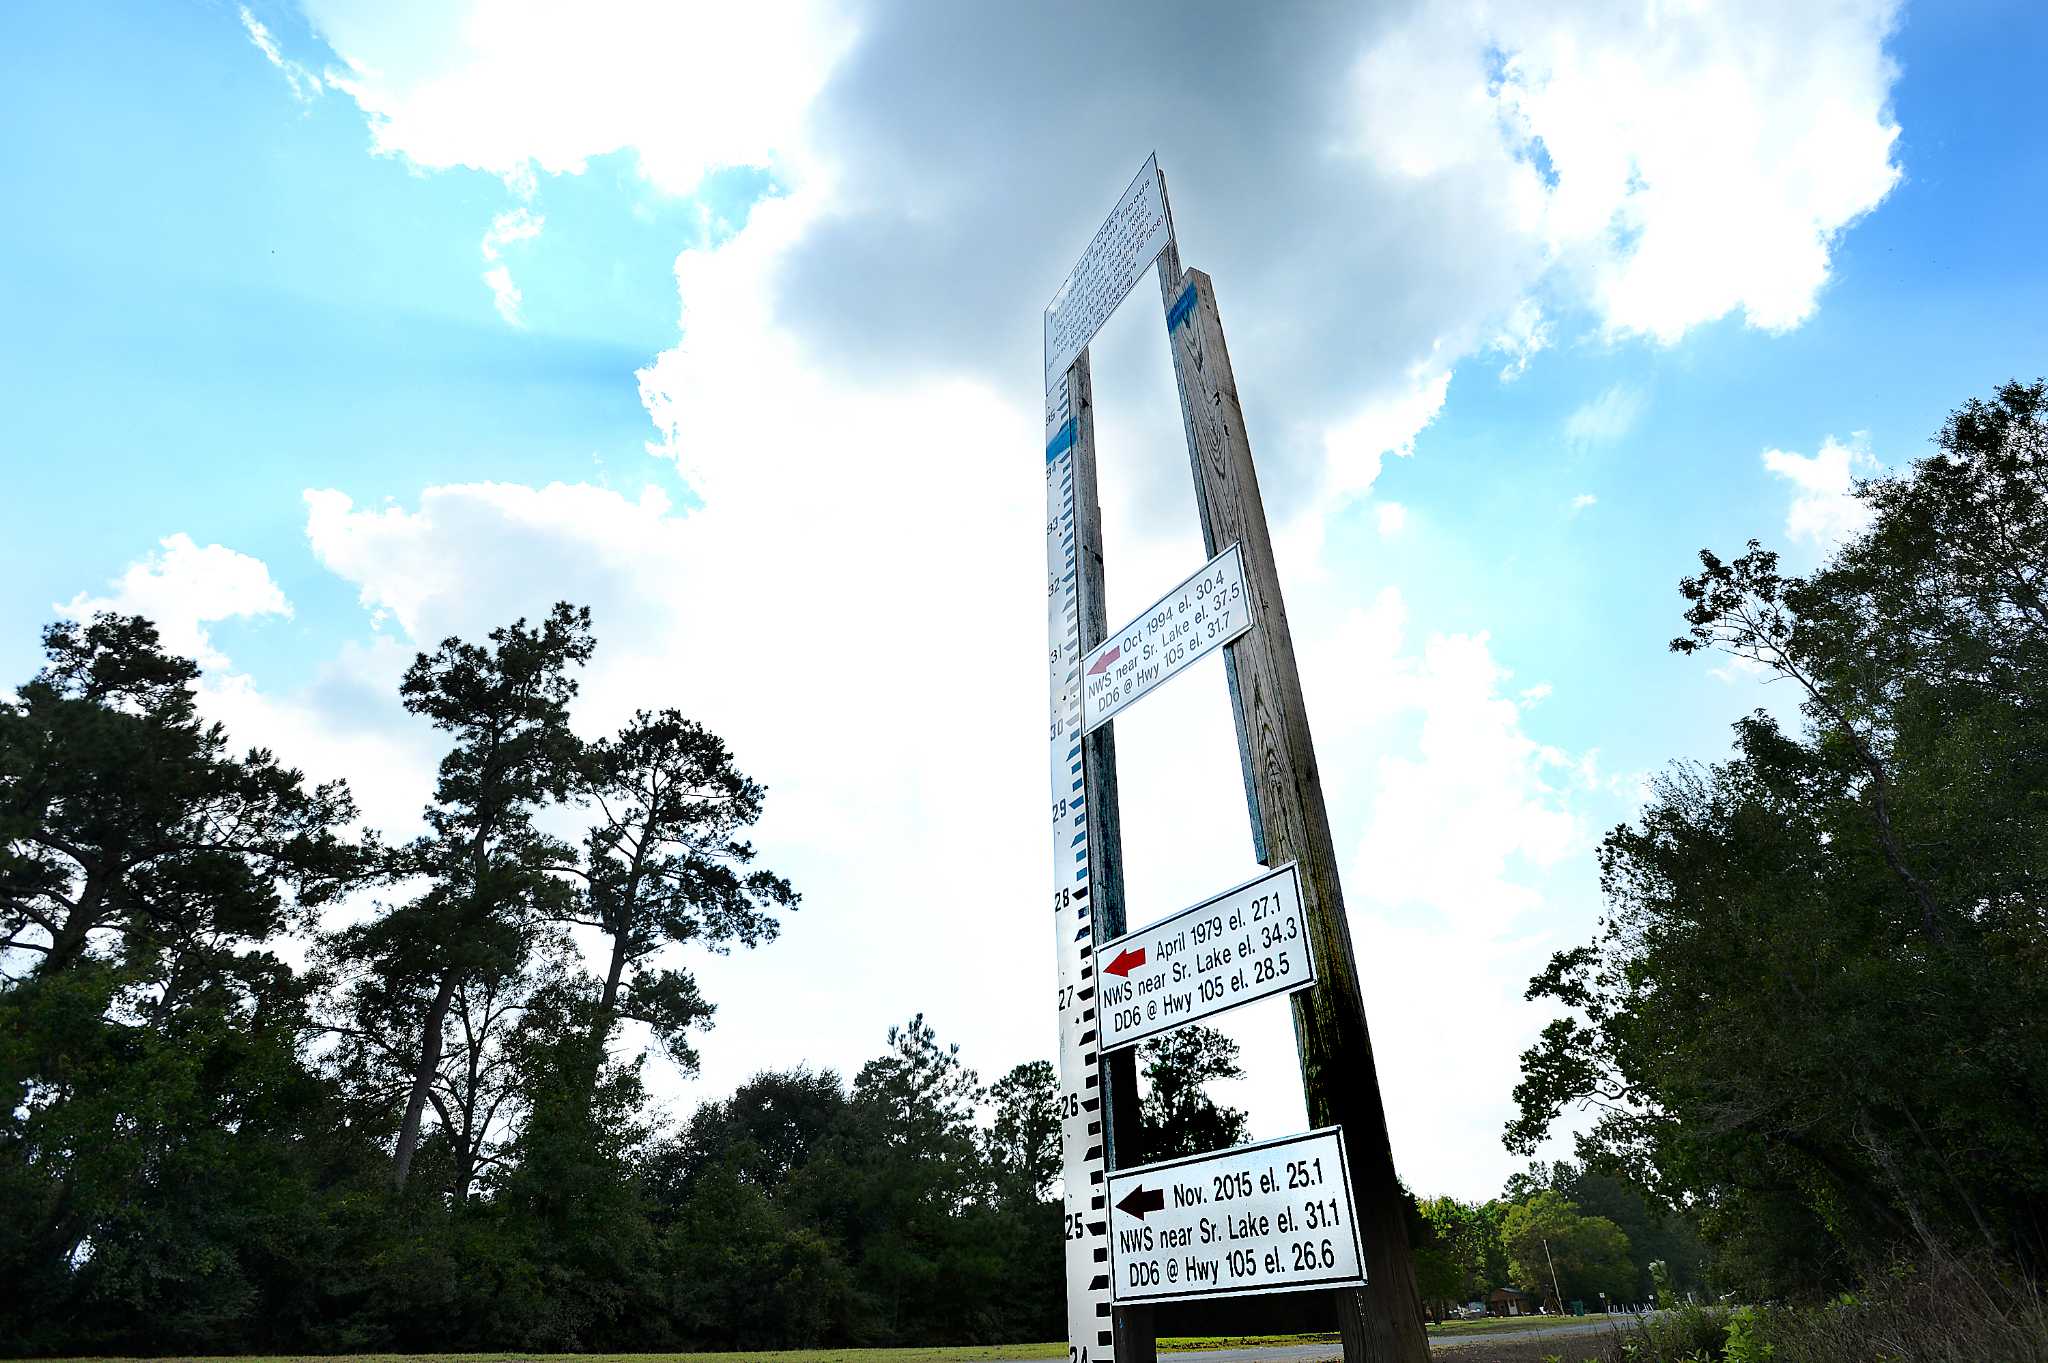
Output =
[
  {"x1": 1620, "y1": 1302, "x2": 1731, "y2": 1361},
  {"x1": 1722, "y1": 1306, "x2": 1772, "y2": 1363}
]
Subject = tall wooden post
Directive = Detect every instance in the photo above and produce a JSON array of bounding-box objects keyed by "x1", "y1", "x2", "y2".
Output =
[
  {"x1": 1069, "y1": 350, "x2": 1159, "y2": 1363},
  {"x1": 1155, "y1": 239, "x2": 1432, "y2": 1362}
]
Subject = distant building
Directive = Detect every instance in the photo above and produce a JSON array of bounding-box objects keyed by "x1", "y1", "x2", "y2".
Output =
[{"x1": 1487, "y1": 1287, "x2": 1536, "y2": 1317}]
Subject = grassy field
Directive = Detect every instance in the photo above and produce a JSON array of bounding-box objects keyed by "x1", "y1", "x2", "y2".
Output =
[
  {"x1": 20, "y1": 1350, "x2": 1067, "y2": 1363},
  {"x1": 1426, "y1": 1313, "x2": 1626, "y2": 1337},
  {"x1": 30, "y1": 1323, "x2": 1633, "y2": 1363}
]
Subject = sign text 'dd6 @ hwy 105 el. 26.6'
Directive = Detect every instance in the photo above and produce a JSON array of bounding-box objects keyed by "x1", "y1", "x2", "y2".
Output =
[
  {"x1": 1098, "y1": 862, "x2": 1315, "y2": 1052},
  {"x1": 1108, "y1": 1127, "x2": 1366, "y2": 1305},
  {"x1": 1080, "y1": 541, "x2": 1251, "y2": 735}
]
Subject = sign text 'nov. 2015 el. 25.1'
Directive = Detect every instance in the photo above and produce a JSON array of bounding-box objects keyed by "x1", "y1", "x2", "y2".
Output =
[{"x1": 1108, "y1": 1127, "x2": 1367, "y2": 1304}]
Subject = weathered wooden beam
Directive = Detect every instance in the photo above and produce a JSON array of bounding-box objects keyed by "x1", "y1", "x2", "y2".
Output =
[
  {"x1": 1070, "y1": 348, "x2": 1157, "y2": 1363},
  {"x1": 1154, "y1": 252, "x2": 1431, "y2": 1363}
]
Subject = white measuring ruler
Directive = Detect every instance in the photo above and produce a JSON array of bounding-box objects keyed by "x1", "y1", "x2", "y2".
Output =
[{"x1": 1046, "y1": 367, "x2": 1115, "y2": 1363}]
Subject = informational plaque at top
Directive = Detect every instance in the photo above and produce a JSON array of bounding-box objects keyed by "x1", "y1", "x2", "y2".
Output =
[
  {"x1": 1044, "y1": 153, "x2": 1172, "y2": 392},
  {"x1": 1108, "y1": 1127, "x2": 1367, "y2": 1304},
  {"x1": 1081, "y1": 542, "x2": 1253, "y2": 735}
]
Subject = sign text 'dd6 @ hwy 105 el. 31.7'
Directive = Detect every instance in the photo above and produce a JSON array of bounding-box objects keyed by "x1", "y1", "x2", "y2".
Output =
[
  {"x1": 1098, "y1": 862, "x2": 1315, "y2": 1052},
  {"x1": 1080, "y1": 541, "x2": 1251, "y2": 735},
  {"x1": 1108, "y1": 1127, "x2": 1366, "y2": 1305}
]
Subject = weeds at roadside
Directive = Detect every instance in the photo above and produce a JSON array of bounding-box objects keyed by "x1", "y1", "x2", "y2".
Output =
[{"x1": 1525, "y1": 1256, "x2": 2048, "y2": 1363}]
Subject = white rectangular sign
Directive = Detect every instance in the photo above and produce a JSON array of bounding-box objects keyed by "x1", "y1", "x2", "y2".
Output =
[
  {"x1": 1044, "y1": 153, "x2": 1172, "y2": 392},
  {"x1": 1100, "y1": 863, "x2": 1314, "y2": 1052},
  {"x1": 1109, "y1": 1127, "x2": 1367, "y2": 1304},
  {"x1": 1081, "y1": 542, "x2": 1252, "y2": 735}
]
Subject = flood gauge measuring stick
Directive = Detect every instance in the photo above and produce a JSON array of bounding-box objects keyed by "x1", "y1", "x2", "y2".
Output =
[{"x1": 1044, "y1": 366, "x2": 1114, "y2": 1361}]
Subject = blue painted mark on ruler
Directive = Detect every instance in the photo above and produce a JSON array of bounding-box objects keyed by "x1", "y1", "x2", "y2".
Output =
[
  {"x1": 1045, "y1": 419, "x2": 1077, "y2": 464},
  {"x1": 1167, "y1": 281, "x2": 1198, "y2": 332}
]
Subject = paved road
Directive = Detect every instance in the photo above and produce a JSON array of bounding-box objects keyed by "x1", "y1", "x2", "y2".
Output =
[{"x1": 1158, "y1": 1319, "x2": 1632, "y2": 1362}]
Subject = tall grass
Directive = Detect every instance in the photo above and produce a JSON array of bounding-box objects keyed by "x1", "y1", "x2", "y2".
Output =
[
  {"x1": 1755, "y1": 1255, "x2": 2048, "y2": 1363},
  {"x1": 1555, "y1": 1256, "x2": 2048, "y2": 1363}
]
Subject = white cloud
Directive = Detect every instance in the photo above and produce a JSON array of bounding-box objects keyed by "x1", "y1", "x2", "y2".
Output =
[
  {"x1": 1354, "y1": 0, "x2": 1901, "y2": 347},
  {"x1": 481, "y1": 266, "x2": 522, "y2": 324},
  {"x1": 1763, "y1": 433, "x2": 1882, "y2": 549},
  {"x1": 1345, "y1": 624, "x2": 1582, "y2": 932},
  {"x1": 58, "y1": 534, "x2": 292, "y2": 671},
  {"x1": 200, "y1": 638, "x2": 436, "y2": 835},
  {"x1": 300, "y1": 0, "x2": 853, "y2": 196},
  {"x1": 1320, "y1": 365, "x2": 1454, "y2": 499},
  {"x1": 1290, "y1": 589, "x2": 1591, "y2": 1182},
  {"x1": 1570, "y1": 492, "x2": 1598, "y2": 513},
  {"x1": 54, "y1": 532, "x2": 429, "y2": 830},
  {"x1": 479, "y1": 207, "x2": 544, "y2": 325},
  {"x1": 1493, "y1": 298, "x2": 1552, "y2": 381},
  {"x1": 1375, "y1": 501, "x2": 1409, "y2": 536},
  {"x1": 280, "y1": 0, "x2": 1903, "y2": 511},
  {"x1": 239, "y1": 5, "x2": 323, "y2": 104},
  {"x1": 1565, "y1": 385, "x2": 1646, "y2": 447}
]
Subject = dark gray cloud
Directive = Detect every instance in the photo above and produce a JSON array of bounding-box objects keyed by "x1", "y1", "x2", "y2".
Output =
[{"x1": 769, "y1": 0, "x2": 1534, "y2": 521}]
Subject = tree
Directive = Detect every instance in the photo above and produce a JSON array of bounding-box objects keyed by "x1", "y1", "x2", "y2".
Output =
[
  {"x1": 1501, "y1": 1191, "x2": 1634, "y2": 1305},
  {"x1": 4, "y1": 606, "x2": 1090, "y2": 1354},
  {"x1": 1503, "y1": 1160, "x2": 1704, "y2": 1301},
  {"x1": 661, "y1": 1066, "x2": 852, "y2": 1195},
  {"x1": 1420, "y1": 1194, "x2": 1509, "y2": 1303},
  {"x1": 843, "y1": 1015, "x2": 1010, "y2": 1343},
  {"x1": 1510, "y1": 381, "x2": 2048, "y2": 1294},
  {"x1": 333, "y1": 603, "x2": 595, "y2": 1188},
  {"x1": 1411, "y1": 1246, "x2": 1463, "y2": 1321},
  {"x1": 985, "y1": 1059, "x2": 1060, "y2": 1206},
  {"x1": 1138, "y1": 1024, "x2": 1249, "y2": 1161},
  {"x1": 552, "y1": 708, "x2": 795, "y2": 1088},
  {"x1": 647, "y1": 1066, "x2": 862, "y2": 1348},
  {"x1": 0, "y1": 614, "x2": 368, "y2": 1353},
  {"x1": 479, "y1": 962, "x2": 660, "y2": 1350},
  {"x1": 2, "y1": 613, "x2": 359, "y2": 979}
]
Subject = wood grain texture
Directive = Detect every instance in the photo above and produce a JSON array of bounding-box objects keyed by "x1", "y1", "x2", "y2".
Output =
[
  {"x1": 1069, "y1": 349, "x2": 1158, "y2": 1363},
  {"x1": 1155, "y1": 260, "x2": 1431, "y2": 1363}
]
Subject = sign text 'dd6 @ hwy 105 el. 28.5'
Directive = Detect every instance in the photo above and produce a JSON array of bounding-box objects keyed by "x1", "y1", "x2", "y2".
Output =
[
  {"x1": 1080, "y1": 542, "x2": 1251, "y2": 735},
  {"x1": 1108, "y1": 1127, "x2": 1366, "y2": 1305},
  {"x1": 1098, "y1": 862, "x2": 1315, "y2": 1052}
]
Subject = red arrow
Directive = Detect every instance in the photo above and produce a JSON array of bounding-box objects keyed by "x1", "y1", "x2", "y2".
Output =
[
  {"x1": 1116, "y1": 1185, "x2": 1166, "y2": 1219},
  {"x1": 1105, "y1": 946, "x2": 1146, "y2": 977},
  {"x1": 1087, "y1": 644, "x2": 1121, "y2": 677}
]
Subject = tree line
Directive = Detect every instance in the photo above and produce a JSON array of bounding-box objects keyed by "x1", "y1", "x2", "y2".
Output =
[
  {"x1": 1406, "y1": 1160, "x2": 1706, "y2": 1319},
  {"x1": 0, "y1": 597, "x2": 1267, "y2": 1354},
  {"x1": 1512, "y1": 380, "x2": 2048, "y2": 1309}
]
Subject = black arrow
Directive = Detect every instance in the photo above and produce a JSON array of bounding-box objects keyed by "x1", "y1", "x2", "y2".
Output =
[{"x1": 1116, "y1": 1185, "x2": 1165, "y2": 1219}]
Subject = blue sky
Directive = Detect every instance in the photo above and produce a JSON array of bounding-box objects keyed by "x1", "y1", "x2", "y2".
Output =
[{"x1": 3, "y1": 0, "x2": 2044, "y2": 1198}]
